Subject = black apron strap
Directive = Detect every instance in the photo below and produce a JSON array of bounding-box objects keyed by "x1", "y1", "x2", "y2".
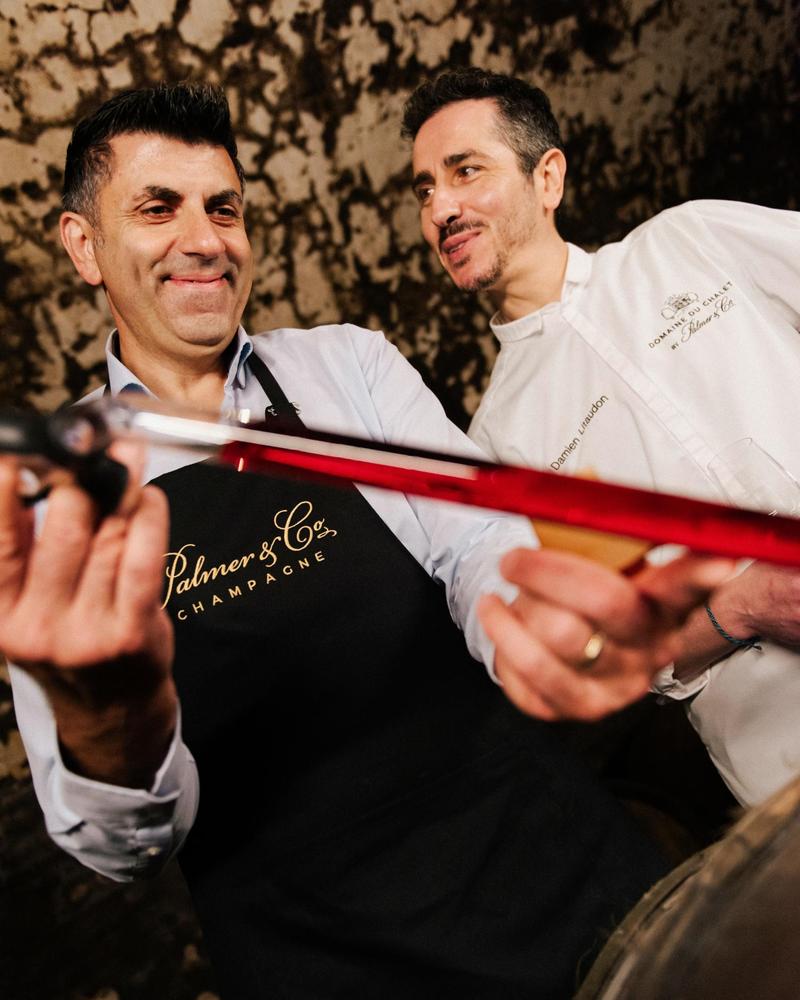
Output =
[{"x1": 247, "y1": 352, "x2": 303, "y2": 427}]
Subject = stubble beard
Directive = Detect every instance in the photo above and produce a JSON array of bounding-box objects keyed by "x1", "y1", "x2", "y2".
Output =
[
  {"x1": 453, "y1": 251, "x2": 506, "y2": 293},
  {"x1": 439, "y1": 219, "x2": 504, "y2": 294},
  {"x1": 450, "y1": 208, "x2": 537, "y2": 295}
]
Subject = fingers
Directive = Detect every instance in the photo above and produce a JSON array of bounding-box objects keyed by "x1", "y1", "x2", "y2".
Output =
[
  {"x1": 478, "y1": 593, "x2": 561, "y2": 720},
  {"x1": 0, "y1": 459, "x2": 35, "y2": 612},
  {"x1": 506, "y1": 589, "x2": 605, "y2": 665},
  {"x1": 632, "y1": 553, "x2": 738, "y2": 622},
  {"x1": 500, "y1": 547, "x2": 638, "y2": 617},
  {"x1": 499, "y1": 547, "x2": 735, "y2": 642},
  {"x1": 0, "y1": 480, "x2": 101, "y2": 665},
  {"x1": 479, "y1": 593, "x2": 652, "y2": 720},
  {"x1": 45, "y1": 485, "x2": 168, "y2": 665},
  {"x1": 20, "y1": 440, "x2": 148, "y2": 610},
  {"x1": 106, "y1": 440, "x2": 147, "y2": 517},
  {"x1": 23, "y1": 482, "x2": 98, "y2": 613},
  {"x1": 115, "y1": 485, "x2": 170, "y2": 622},
  {"x1": 480, "y1": 546, "x2": 728, "y2": 722},
  {"x1": 69, "y1": 484, "x2": 172, "y2": 674},
  {"x1": 0, "y1": 443, "x2": 161, "y2": 669},
  {"x1": 67, "y1": 440, "x2": 154, "y2": 614}
]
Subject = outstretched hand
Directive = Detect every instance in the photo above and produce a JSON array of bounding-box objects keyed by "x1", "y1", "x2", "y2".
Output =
[
  {"x1": 478, "y1": 547, "x2": 737, "y2": 721},
  {"x1": 0, "y1": 443, "x2": 176, "y2": 787}
]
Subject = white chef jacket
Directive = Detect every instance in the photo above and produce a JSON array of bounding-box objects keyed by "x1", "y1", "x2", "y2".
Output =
[
  {"x1": 470, "y1": 199, "x2": 800, "y2": 807},
  {"x1": 10, "y1": 323, "x2": 537, "y2": 881}
]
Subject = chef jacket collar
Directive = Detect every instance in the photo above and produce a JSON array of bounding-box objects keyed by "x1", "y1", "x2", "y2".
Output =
[{"x1": 490, "y1": 243, "x2": 592, "y2": 343}]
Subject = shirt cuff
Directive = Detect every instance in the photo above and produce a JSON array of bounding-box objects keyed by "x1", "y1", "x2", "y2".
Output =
[
  {"x1": 49, "y1": 708, "x2": 196, "y2": 873},
  {"x1": 651, "y1": 662, "x2": 711, "y2": 701}
]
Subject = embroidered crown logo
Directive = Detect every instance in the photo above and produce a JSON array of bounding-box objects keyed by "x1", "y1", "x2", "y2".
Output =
[{"x1": 660, "y1": 291, "x2": 699, "y2": 320}]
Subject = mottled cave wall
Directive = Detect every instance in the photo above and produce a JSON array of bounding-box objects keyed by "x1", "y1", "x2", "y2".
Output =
[{"x1": 0, "y1": 1, "x2": 797, "y2": 997}]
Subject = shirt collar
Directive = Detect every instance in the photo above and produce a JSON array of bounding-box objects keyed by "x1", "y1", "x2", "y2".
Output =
[
  {"x1": 227, "y1": 327, "x2": 254, "y2": 390},
  {"x1": 104, "y1": 326, "x2": 254, "y2": 396},
  {"x1": 489, "y1": 243, "x2": 593, "y2": 343}
]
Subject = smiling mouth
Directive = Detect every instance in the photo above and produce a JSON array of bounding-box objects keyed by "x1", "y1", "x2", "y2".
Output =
[
  {"x1": 165, "y1": 274, "x2": 231, "y2": 286},
  {"x1": 440, "y1": 234, "x2": 480, "y2": 271},
  {"x1": 439, "y1": 224, "x2": 483, "y2": 260}
]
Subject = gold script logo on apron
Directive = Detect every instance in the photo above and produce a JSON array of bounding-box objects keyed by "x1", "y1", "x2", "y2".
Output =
[{"x1": 163, "y1": 499, "x2": 338, "y2": 620}]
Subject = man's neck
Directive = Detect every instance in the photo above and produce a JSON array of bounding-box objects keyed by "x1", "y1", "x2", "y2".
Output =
[
  {"x1": 490, "y1": 234, "x2": 569, "y2": 323},
  {"x1": 117, "y1": 337, "x2": 235, "y2": 412}
]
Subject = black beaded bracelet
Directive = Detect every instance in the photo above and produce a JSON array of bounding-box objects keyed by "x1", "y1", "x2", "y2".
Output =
[{"x1": 704, "y1": 604, "x2": 763, "y2": 651}]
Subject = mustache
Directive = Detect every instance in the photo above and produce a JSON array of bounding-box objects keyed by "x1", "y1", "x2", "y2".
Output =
[{"x1": 438, "y1": 220, "x2": 484, "y2": 249}]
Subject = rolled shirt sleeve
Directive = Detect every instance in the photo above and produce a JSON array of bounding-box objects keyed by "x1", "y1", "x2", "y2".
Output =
[
  {"x1": 10, "y1": 664, "x2": 198, "y2": 881},
  {"x1": 651, "y1": 662, "x2": 711, "y2": 701}
]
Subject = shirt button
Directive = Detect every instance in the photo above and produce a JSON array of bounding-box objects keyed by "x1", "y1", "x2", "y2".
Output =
[{"x1": 144, "y1": 846, "x2": 162, "y2": 858}]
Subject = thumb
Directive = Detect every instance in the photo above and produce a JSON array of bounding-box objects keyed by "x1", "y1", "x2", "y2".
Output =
[{"x1": 632, "y1": 553, "x2": 737, "y2": 622}]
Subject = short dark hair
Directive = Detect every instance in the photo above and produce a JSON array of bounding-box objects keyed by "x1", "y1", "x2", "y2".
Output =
[
  {"x1": 62, "y1": 82, "x2": 245, "y2": 222},
  {"x1": 401, "y1": 68, "x2": 563, "y2": 176}
]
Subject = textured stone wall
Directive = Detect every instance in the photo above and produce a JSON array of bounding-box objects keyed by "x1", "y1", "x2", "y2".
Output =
[{"x1": 0, "y1": 1, "x2": 797, "y2": 997}]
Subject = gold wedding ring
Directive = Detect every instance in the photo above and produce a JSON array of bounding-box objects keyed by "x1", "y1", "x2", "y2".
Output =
[{"x1": 578, "y1": 630, "x2": 606, "y2": 670}]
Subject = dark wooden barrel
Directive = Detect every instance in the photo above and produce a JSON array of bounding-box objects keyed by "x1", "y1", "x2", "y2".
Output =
[{"x1": 575, "y1": 775, "x2": 800, "y2": 999}]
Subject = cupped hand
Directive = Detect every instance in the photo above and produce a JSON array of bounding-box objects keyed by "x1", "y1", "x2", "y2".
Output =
[{"x1": 478, "y1": 547, "x2": 737, "y2": 721}]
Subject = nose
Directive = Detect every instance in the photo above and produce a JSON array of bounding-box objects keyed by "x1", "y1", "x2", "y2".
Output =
[
  {"x1": 430, "y1": 186, "x2": 461, "y2": 229},
  {"x1": 177, "y1": 207, "x2": 227, "y2": 257}
]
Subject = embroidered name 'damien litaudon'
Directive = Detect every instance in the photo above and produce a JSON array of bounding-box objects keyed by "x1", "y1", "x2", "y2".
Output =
[{"x1": 549, "y1": 395, "x2": 609, "y2": 470}]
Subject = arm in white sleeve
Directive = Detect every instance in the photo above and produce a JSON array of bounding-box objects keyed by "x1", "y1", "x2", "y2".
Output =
[
  {"x1": 690, "y1": 200, "x2": 800, "y2": 327},
  {"x1": 350, "y1": 325, "x2": 539, "y2": 668},
  {"x1": 10, "y1": 663, "x2": 199, "y2": 882}
]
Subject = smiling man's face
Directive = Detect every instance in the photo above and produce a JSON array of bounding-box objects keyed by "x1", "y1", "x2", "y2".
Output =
[
  {"x1": 411, "y1": 99, "x2": 542, "y2": 295},
  {"x1": 79, "y1": 132, "x2": 253, "y2": 369}
]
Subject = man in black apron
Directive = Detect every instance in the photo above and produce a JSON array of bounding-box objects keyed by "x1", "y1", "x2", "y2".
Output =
[{"x1": 3, "y1": 84, "x2": 734, "y2": 998}]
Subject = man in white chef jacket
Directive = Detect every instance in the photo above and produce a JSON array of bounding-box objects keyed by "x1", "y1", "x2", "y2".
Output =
[{"x1": 404, "y1": 66, "x2": 800, "y2": 807}]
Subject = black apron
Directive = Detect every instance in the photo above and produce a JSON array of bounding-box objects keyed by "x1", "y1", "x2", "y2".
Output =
[{"x1": 151, "y1": 356, "x2": 668, "y2": 999}]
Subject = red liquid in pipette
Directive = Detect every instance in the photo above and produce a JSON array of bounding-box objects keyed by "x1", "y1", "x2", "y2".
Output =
[{"x1": 220, "y1": 438, "x2": 800, "y2": 567}]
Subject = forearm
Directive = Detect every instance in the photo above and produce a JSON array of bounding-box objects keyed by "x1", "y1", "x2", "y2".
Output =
[
  {"x1": 2, "y1": 455, "x2": 193, "y2": 874},
  {"x1": 672, "y1": 572, "x2": 760, "y2": 681},
  {"x1": 671, "y1": 605, "x2": 736, "y2": 681},
  {"x1": 49, "y1": 669, "x2": 179, "y2": 788}
]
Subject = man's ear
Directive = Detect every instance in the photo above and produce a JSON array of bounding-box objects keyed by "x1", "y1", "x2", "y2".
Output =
[
  {"x1": 59, "y1": 211, "x2": 103, "y2": 286},
  {"x1": 535, "y1": 148, "x2": 567, "y2": 213}
]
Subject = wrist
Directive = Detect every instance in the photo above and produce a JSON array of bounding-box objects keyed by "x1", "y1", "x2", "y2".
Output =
[
  {"x1": 706, "y1": 574, "x2": 754, "y2": 636},
  {"x1": 704, "y1": 603, "x2": 762, "y2": 652},
  {"x1": 54, "y1": 674, "x2": 178, "y2": 788}
]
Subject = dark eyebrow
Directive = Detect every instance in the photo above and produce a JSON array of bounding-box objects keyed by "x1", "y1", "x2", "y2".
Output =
[
  {"x1": 206, "y1": 189, "x2": 243, "y2": 211},
  {"x1": 132, "y1": 187, "x2": 243, "y2": 210},
  {"x1": 411, "y1": 169, "x2": 434, "y2": 190},
  {"x1": 443, "y1": 149, "x2": 480, "y2": 167},
  {"x1": 137, "y1": 185, "x2": 182, "y2": 204},
  {"x1": 411, "y1": 149, "x2": 486, "y2": 189}
]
